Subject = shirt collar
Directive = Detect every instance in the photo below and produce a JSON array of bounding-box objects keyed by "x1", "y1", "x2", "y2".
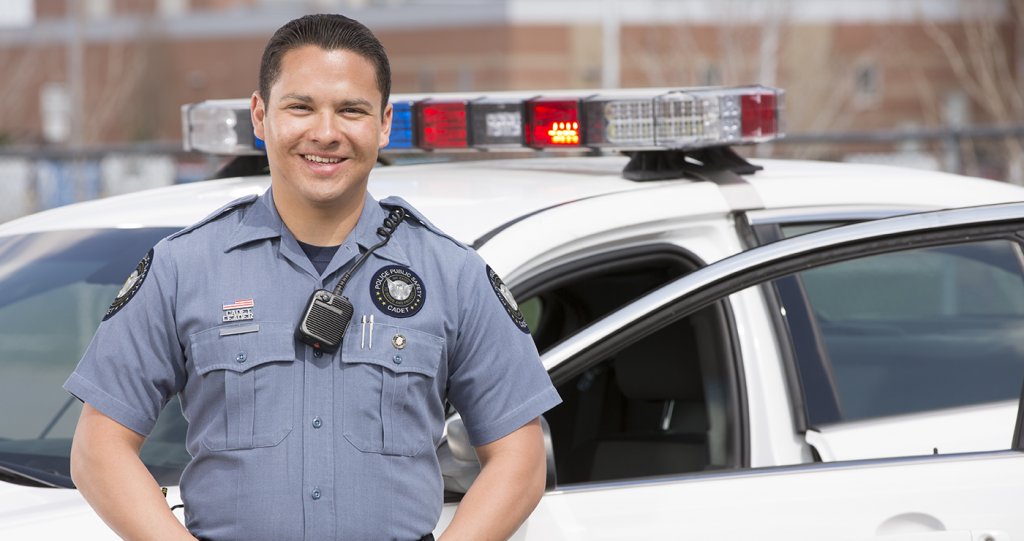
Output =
[
  {"x1": 224, "y1": 187, "x2": 286, "y2": 253},
  {"x1": 224, "y1": 188, "x2": 410, "y2": 267}
]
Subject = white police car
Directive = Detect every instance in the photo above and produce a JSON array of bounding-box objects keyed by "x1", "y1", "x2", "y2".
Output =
[{"x1": 2, "y1": 86, "x2": 1023, "y2": 540}]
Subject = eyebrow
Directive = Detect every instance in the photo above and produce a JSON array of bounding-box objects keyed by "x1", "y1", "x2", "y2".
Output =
[
  {"x1": 278, "y1": 93, "x2": 375, "y2": 111},
  {"x1": 278, "y1": 92, "x2": 314, "y2": 104}
]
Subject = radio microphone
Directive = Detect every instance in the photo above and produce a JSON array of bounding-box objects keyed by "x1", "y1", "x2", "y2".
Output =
[{"x1": 295, "y1": 207, "x2": 405, "y2": 353}]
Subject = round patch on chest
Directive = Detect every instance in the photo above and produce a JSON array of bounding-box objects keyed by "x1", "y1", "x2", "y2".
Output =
[
  {"x1": 487, "y1": 266, "x2": 530, "y2": 334},
  {"x1": 103, "y1": 248, "x2": 153, "y2": 321},
  {"x1": 371, "y1": 265, "x2": 425, "y2": 318}
]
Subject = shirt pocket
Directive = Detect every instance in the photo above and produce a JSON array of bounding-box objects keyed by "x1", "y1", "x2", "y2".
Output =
[
  {"x1": 340, "y1": 324, "x2": 443, "y2": 457},
  {"x1": 190, "y1": 322, "x2": 297, "y2": 451}
]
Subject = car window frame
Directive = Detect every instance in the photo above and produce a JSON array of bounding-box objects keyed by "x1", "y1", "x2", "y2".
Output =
[{"x1": 542, "y1": 203, "x2": 1024, "y2": 466}]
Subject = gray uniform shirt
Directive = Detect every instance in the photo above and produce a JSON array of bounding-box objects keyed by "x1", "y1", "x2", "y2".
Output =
[{"x1": 64, "y1": 188, "x2": 561, "y2": 541}]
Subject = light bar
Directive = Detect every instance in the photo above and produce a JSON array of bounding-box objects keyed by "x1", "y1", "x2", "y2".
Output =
[
  {"x1": 180, "y1": 99, "x2": 263, "y2": 155},
  {"x1": 181, "y1": 86, "x2": 784, "y2": 156}
]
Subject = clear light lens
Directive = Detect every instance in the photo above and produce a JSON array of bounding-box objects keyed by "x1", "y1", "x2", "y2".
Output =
[
  {"x1": 487, "y1": 113, "x2": 521, "y2": 137},
  {"x1": 720, "y1": 94, "x2": 742, "y2": 141},
  {"x1": 468, "y1": 99, "x2": 524, "y2": 148},
  {"x1": 182, "y1": 100, "x2": 261, "y2": 155},
  {"x1": 654, "y1": 87, "x2": 781, "y2": 148},
  {"x1": 584, "y1": 98, "x2": 654, "y2": 147},
  {"x1": 191, "y1": 107, "x2": 237, "y2": 150}
]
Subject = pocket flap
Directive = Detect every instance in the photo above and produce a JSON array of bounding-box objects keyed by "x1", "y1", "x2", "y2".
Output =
[
  {"x1": 190, "y1": 322, "x2": 297, "y2": 375},
  {"x1": 341, "y1": 323, "x2": 443, "y2": 377}
]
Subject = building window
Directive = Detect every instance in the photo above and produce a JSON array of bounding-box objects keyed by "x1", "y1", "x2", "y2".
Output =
[{"x1": 853, "y1": 63, "x2": 881, "y2": 107}]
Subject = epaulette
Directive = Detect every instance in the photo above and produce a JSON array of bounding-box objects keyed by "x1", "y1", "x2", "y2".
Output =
[
  {"x1": 379, "y1": 196, "x2": 465, "y2": 249},
  {"x1": 167, "y1": 194, "x2": 259, "y2": 241}
]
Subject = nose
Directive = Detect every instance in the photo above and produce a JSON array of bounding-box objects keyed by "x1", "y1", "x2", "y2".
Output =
[{"x1": 309, "y1": 110, "x2": 341, "y2": 146}]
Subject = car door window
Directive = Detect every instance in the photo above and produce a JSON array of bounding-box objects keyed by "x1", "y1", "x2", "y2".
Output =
[
  {"x1": 0, "y1": 228, "x2": 187, "y2": 487},
  {"x1": 544, "y1": 300, "x2": 744, "y2": 485},
  {"x1": 782, "y1": 240, "x2": 1024, "y2": 424}
]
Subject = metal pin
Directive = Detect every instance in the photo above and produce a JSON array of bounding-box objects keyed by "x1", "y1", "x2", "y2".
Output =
[
  {"x1": 361, "y1": 315, "x2": 367, "y2": 349},
  {"x1": 369, "y1": 315, "x2": 374, "y2": 349}
]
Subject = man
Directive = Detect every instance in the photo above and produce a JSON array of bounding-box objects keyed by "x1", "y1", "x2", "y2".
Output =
[{"x1": 65, "y1": 14, "x2": 560, "y2": 541}]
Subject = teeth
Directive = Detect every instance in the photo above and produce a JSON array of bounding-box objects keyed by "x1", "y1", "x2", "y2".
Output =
[{"x1": 304, "y1": 155, "x2": 341, "y2": 164}]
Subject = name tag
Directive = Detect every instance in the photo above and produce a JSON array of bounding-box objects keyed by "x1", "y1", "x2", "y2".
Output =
[{"x1": 220, "y1": 324, "x2": 259, "y2": 336}]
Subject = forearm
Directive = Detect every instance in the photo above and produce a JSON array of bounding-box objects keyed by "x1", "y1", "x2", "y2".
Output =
[
  {"x1": 439, "y1": 418, "x2": 546, "y2": 541},
  {"x1": 71, "y1": 404, "x2": 194, "y2": 541}
]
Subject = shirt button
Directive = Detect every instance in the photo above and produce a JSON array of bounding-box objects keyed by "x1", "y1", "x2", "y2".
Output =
[
  {"x1": 393, "y1": 354, "x2": 402, "y2": 364},
  {"x1": 312, "y1": 416, "x2": 322, "y2": 429},
  {"x1": 311, "y1": 488, "x2": 321, "y2": 500},
  {"x1": 235, "y1": 352, "x2": 247, "y2": 363},
  {"x1": 313, "y1": 349, "x2": 323, "y2": 358}
]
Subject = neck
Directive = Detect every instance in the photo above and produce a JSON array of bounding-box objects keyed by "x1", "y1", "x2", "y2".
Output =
[{"x1": 272, "y1": 186, "x2": 367, "y2": 247}]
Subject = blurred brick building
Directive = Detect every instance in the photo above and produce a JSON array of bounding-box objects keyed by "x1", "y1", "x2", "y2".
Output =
[{"x1": 0, "y1": 0, "x2": 1021, "y2": 177}]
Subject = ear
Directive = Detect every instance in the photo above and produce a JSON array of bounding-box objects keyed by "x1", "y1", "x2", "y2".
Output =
[
  {"x1": 378, "y1": 102, "x2": 393, "y2": 149},
  {"x1": 251, "y1": 91, "x2": 266, "y2": 140}
]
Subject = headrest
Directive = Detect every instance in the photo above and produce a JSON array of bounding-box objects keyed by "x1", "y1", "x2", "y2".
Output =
[{"x1": 613, "y1": 321, "x2": 704, "y2": 402}]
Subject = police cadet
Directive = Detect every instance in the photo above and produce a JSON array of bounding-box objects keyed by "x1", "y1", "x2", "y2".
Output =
[{"x1": 64, "y1": 14, "x2": 561, "y2": 541}]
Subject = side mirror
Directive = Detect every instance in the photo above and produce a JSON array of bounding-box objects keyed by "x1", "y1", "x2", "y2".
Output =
[{"x1": 439, "y1": 415, "x2": 557, "y2": 498}]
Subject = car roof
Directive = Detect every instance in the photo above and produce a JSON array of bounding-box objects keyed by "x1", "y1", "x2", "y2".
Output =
[{"x1": 2, "y1": 156, "x2": 1022, "y2": 244}]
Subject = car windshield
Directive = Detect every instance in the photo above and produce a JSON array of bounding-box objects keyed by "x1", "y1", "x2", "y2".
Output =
[{"x1": 0, "y1": 227, "x2": 188, "y2": 488}]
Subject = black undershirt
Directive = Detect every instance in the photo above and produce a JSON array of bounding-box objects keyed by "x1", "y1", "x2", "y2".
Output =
[{"x1": 297, "y1": 240, "x2": 342, "y2": 276}]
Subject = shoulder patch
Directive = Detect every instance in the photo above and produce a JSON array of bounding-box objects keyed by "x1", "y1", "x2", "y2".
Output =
[
  {"x1": 487, "y1": 266, "x2": 530, "y2": 334},
  {"x1": 103, "y1": 248, "x2": 153, "y2": 321},
  {"x1": 167, "y1": 194, "x2": 259, "y2": 241},
  {"x1": 371, "y1": 265, "x2": 426, "y2": 318}
]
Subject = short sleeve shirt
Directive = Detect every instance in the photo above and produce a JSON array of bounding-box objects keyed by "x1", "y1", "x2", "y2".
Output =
[{"x1": 63, "y1": 188, "x2": 561, "y2": 541}]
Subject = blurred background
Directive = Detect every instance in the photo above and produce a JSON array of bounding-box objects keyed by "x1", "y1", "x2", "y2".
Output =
[{"x1": 0, "y1": 0, "x2": 1022, "y2": 222}]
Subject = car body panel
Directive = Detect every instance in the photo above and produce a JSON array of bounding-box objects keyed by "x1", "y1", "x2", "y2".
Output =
[
  {"x1": 807, "y1": 400, "x2": 1019, "y2": 462},
  {"x1": 510, "y1": 452, "x2": 1024, "y2": 540},
  {"x1": 0, "y1": 483, "x2": 184, "y2": 539},
  {"x1": 4, "y1": 157, "x2": 1024, "y2": 539}
]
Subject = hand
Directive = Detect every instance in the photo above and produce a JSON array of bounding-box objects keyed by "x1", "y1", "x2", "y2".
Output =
[{"x1": 71, "y1": 403, "x2": 197, "y2": 541}]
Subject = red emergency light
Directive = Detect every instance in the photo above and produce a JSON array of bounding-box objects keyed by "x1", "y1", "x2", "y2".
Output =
[
  {"x1": 741, "y1": 93, "x2": 777, "y2": 138},
  {"x1": 526, "y1": 98, "x2": 582, "y2": 148},
  {"x1": 414, "y1": 100, "x2": 468, "y2": 149}
]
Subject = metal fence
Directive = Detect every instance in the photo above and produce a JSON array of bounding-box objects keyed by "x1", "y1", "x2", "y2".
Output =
[{"x1": 0, "y1": 143, "x2": 227, "y2": 223}]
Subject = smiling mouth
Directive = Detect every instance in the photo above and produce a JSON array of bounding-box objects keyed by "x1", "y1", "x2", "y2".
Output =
[{"x1": 303, "y1": 155, "x2": 343, "y2": 164}]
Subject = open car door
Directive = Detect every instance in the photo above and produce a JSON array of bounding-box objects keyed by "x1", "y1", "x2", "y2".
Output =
[{"x1": 438, "y1": 202, "x2": 1024, "y2": 540}]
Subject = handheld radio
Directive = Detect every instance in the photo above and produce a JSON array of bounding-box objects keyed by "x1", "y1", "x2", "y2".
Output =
[{"x1": 295, "y1": 207, "x2": 406, "y2": 353}]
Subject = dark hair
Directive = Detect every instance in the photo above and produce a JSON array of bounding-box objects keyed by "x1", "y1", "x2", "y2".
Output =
[{"x1": 258, "y1": 14, "x2": 391, "y2": 117}]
